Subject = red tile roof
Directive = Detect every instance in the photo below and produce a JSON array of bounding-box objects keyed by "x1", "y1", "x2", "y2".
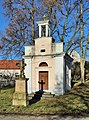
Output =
[{"x1": 0, "y1": 60, "x2": 21, "y2": 69}]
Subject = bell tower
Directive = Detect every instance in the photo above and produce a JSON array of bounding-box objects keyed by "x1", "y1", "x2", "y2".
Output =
[{"x1": 37, "y1": 19, "x2": 50, "y2": 38}]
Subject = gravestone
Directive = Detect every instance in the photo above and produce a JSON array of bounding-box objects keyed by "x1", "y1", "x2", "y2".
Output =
[{"x1": 12, "y1": 59, "x2": 27, "y2": 106}]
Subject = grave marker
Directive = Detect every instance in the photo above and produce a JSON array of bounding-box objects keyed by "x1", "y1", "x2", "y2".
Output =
[{"x1": 12, "y1": 59, "x2": 27, "y2": 106}]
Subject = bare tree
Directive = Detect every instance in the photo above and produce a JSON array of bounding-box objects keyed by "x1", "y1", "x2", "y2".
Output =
[
  {"x1": 77, "y1": 0, "x2": 89, "y2": 82},
  {"x1": 42, "y1": 0, "x2": 79, "y2": 45},
  {"x1": 1, "y1": 0, "x2": 39, "y2": 59},
  {"x1": 42, "y1": 0, "x2": 89, "y2": 82}
]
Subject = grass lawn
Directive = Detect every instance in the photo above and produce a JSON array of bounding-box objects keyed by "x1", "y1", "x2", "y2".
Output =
[{"x1": 0, "y1": 82, "x2": 89, "y2": 115}]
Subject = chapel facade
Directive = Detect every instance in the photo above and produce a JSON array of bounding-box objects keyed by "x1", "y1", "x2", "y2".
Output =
[{"x1": 24, "y1": 19, "x2": 73, "y2": 95}]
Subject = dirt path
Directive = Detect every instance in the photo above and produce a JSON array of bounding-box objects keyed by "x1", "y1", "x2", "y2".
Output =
[{"x1": 0, "y1": 115, "x2": 89, "y2": 120}]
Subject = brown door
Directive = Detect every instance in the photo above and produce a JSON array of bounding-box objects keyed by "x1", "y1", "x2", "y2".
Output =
[{"x1": 39, "y1": 71, "x2": 48, "y2": 90}]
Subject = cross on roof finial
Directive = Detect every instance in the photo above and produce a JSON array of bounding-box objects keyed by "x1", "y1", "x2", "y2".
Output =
[{"x1": 43, "y1": 15, "x2": 49, "y2": 21}]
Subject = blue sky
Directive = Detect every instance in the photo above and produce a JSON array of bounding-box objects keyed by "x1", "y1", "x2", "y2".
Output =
[{"x1": 0, "y1": 0, "x2": 8, "y2": 32}]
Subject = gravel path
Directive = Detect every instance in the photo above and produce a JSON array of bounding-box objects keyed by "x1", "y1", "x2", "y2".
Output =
[{"x1": 0, "y1": 115, "x2": 89, "y2": 120}]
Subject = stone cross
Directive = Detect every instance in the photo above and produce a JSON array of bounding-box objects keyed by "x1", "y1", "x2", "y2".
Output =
[
  {"x1": 38, "y1": 80, "x2": 45, "y2": 90},
  {"x1": 16, "y1": 59, "x2": 26, "y2": 79}
]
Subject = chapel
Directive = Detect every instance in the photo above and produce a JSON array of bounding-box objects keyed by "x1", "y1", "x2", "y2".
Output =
[{"x1": 24, "y1": 19, "x2": 73, "y2": 95}]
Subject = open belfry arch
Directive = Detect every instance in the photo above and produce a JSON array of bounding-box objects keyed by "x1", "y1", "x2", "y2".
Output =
[
  {"x1": 23, "y1": 18, "x2": 73, "y2": 96},
  {"x1": 37, "y1": 19, "x2": 50, "y2": 37}
]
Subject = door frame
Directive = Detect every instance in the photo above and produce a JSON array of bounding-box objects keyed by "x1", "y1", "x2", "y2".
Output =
[{"x1": 39, "y1": 71, "x2": 48, "y2": 90}]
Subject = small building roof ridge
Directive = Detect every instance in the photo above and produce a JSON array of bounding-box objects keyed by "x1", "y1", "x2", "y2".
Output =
[{"x1": 0, "y1": 60, "x2": 21, "y2": 69}]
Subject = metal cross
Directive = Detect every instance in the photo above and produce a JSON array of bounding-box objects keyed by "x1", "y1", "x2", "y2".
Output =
[{"x1": 38, "y1": 80, "x2": 45, "y2": 90}]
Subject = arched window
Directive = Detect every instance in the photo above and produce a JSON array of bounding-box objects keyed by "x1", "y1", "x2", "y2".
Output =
[{"x1": 39, "y1": 62, "x2": 48, "y2": 67}]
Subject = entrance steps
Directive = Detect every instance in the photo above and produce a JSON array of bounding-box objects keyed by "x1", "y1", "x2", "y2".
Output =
[
  {"x1": 27, "y1": 91, "x2": 55, "y2": 101},
  {"x1": 41, "y1": 92, "x2": 55, "y2": 99},
  {"x1": 27, "y1": 91, "x2": 42, "y2": 100}
]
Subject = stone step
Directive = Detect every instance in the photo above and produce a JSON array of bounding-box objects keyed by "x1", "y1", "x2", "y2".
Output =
[
  {"x1": 43, "y1": 92, "x2": 51, "y2": 95},
  {"x1": 27, "y1": 93, "x2": 35, "y2": 100},
  {"x1": 27, "y1": 91, "x2": 55, "y2": 100},
  {"x1": 42, "y1": 94, "x2": 55, "y2": 97},
  {"x1": 27, "y1": 96, "x2": 33, "y2": 100},
  {"x1": 41, "y1": 93, "x2": 55, "y2": 99},
  {"x1": 27, "y1": 92, "x2": 42, "y2": 100}
]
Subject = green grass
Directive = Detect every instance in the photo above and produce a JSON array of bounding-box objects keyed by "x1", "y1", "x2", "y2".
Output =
[{"x1": 1, "y1": 83, "x2": 89, "y2": 115}]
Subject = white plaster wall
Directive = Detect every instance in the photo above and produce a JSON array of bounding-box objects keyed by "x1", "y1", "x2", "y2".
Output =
[
  {"x1": 54, "y1": 56, "x2": 64, "y2": 95},
  {"x1": 55, "y1": 42, "x2": 63, "y2": 54},
  {"x1": 35, "y1": 37, "x2": 52, "y2": 55},
  {"x1": 24, "y1": 58, "x2": 32, "y2": 94},
  {"x1": 25, "y1": 46, "x2": 34, "y2": 55},
  {"x1": 65, "y1": 61, "x2": 71, "y2": 90},
  {"x1": 69, "y1": 68, "x2": 71, "y2": 89}
]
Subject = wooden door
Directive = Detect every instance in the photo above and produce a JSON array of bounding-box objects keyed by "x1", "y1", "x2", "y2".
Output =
[{"x1": 39, "y1": 71, "x2": 48, "y2": 90}]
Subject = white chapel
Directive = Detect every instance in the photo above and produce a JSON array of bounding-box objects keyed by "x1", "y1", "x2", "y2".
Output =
[{"x1": 24, "y1": 19, "x2": 73, "y2": 96}]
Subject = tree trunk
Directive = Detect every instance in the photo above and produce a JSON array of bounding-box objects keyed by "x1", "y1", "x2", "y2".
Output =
[
  {"x1": 80, "y1": 57, "x2": 85, "y2": 83},
  {"x1": 80, "y1": 0, "x2": 85, "y2": 82},
  {"x1": 31, "y1": 0, "x2": 35, "y2": 45}
]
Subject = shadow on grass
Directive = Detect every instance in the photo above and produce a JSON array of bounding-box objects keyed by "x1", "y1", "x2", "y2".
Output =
[{"x1": 29, "y1": 90, "x2": 44, "y2": 105}]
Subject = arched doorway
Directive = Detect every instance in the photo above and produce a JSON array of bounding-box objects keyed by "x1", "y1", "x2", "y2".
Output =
[{"x1": 39, "y1": 62, "x2": 48, "y2": 90}]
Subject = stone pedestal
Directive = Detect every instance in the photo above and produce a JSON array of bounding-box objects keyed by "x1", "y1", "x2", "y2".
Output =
[{"x1": 13, "y1": 79, "x2": 27, "y2": 106}]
